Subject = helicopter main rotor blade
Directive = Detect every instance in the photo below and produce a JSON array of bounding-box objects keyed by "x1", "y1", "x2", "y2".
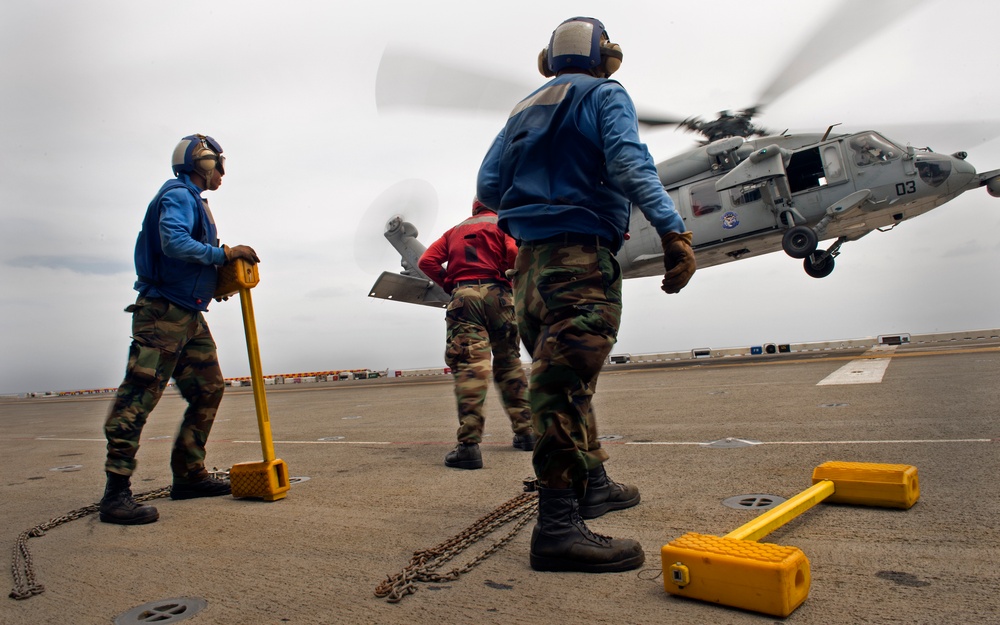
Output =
[
  {"x1": 754, "y1": 0, "x2": 928, "y2": 110},
  {"x1": 376, "y1": 47, "x2": 531, "y2": 114},
  {"x1": 636, "y1": 114, "x2": 688, "y2": 128},
  {"x1": 377, "y1": 47, "x2": 688, "y2": 128}
]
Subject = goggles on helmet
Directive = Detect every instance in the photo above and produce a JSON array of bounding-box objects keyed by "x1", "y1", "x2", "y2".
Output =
[{"x1": 194, "y1": 135, "x2": 225, "y2": 175}]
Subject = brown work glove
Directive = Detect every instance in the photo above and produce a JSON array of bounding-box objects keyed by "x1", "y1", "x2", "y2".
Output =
[
  {"x1": 660, "y1": 231, "x2": 695, "y2": 294},
  {"x1": 224, "y1": 244, "x2": 260, "y2": 264}
]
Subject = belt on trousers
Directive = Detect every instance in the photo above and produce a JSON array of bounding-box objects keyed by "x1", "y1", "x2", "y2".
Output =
[
  {"x1": 453, "y1": 279, "x2": 503, "y2": 287},
  {"x1": 519, "y1": 233, "x2": 614, "y2": 249}
]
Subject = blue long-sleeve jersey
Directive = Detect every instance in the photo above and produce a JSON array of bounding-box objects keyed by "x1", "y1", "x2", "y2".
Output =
[
  {"x1": 477, "y1": 73, "x2": 684, "y2": 252},
  {"x1": 134, "y1": 174, "x2": 226, "y2": 312}
]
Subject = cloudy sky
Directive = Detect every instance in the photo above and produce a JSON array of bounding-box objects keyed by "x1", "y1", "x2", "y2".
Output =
[{"x1": 2, "y1": 0, "x2": 998, "y2": 395}]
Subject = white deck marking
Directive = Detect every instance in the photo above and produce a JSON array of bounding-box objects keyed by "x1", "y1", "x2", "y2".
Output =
[
  {"x1": 816, "y1": 345, "x2": 897, "y2": 385},
  {"x1": 628, "y1": 438, "x2": 993, "y2": 446},
  {"x1": 34, "y1": 436, "x2": 994, "y2": 446}
]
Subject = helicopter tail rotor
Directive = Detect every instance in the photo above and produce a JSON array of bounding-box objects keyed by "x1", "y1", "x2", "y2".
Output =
[{"x1": 353, "y1": 179, "x2": 438, "y2": 275}]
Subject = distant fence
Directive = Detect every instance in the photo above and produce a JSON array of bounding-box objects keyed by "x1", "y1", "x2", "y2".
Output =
[
  {"x1": 608, "y1": 328, "x2": 1000, "y2": 365},
  {"x1": 14, "y1": 329, "x2": 999, "y2": 397}
]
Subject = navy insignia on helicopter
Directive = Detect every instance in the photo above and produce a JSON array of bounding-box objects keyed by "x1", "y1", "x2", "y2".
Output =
[{"x1": 722, "y1": 211, "x2": 740, "y2": 230}]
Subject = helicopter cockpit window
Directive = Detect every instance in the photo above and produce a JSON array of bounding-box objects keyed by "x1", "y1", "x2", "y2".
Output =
[
  {"x1": 690, "y1": 181, "x2": 721, "y2": 217},
  {"x1": 849, "y1": 133, "x2": 899, "y2": 167},
  {"x1": 916, "y1": 159, "x2": 951, "y2": 187}
]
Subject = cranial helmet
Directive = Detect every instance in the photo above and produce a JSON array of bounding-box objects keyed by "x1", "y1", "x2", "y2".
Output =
[
  {"x1": 538, "y1": 17, "x2": 623, "y2": 78},
  {"x1": 171, "y1": 134, "x2": 226, "y2": 178},
  {"x1": 472, "y1": 196, "x2": 491, "y2": 215}
]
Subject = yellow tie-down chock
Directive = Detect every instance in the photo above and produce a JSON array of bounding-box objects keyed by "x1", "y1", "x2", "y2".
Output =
[
  {"x1": 214, "y1": 258, "x2": 291, "y2": 502},
  {"x1": 661, "y1": 461, "x2": 920, "y2": 618}
]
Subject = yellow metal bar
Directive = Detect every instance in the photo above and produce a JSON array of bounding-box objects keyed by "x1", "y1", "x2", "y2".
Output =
[
  {"x1": 238, "y1": 286, "x2": 276, "y2": 463},
  {"x1": 725, "y1": 480, "x2": 835, "y2": 542}
]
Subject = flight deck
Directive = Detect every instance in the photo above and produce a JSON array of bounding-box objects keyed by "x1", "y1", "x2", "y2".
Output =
[{"x1": 2, "y1": 333, "x2": 998, "y2": 624}]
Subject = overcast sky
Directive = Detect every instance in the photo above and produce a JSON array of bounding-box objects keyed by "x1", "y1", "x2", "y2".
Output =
[{"x1": 2, "y1": 0, "x2": 998, "y2": 395}]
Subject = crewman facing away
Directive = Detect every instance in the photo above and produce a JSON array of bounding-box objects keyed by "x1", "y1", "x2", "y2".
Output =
[
  {"x1": 418, "y1": 198, "x2": 535, "y2": 470},
  {"x1": 477, "y1": 17, "x2": 696, "y2": 572}
]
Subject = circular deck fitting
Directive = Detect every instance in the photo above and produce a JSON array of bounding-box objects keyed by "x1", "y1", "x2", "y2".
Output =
[
  {"x1": 723, "y1": 494, "x2": 787, "y2": 510},
  {"x1": 49, "y1": 464, "x2": 83, "y2": 472},
  {"x1": 704, "y1": 437, "x2": 762, "y2": 448},
  {"x1": 289, "y1": 476, "x2": 311, "y2": 484},
  {"x1": 113, "y1": 597, "x2": 208, "y2": 625}
]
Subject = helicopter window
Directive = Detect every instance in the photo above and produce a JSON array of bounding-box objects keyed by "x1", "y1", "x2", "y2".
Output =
[
  {"x1": 730, "y1": 182, "x2": 763, "y2": 206},
  {"x1": 690, "y1": 181, "x2": 721, "y2": 217},
  {"x1": 849, "y1": 133, "x2": 899, "y2": 167},
  {"x1": 786, "y1": 148, "x2": 828, "y2": 193},
  {"x1": 916, "y1": 160, "x2": 951, "y2": 187},
  {"x1": 822, "y1": 145, "x2": 845, "y2": 183}
]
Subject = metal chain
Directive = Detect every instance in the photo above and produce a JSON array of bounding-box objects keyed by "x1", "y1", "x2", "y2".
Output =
[
  {"x1": 9, "y1": 486, "x2": 171, "y2": 600},
  {"x1": 8, "y1": 469, "x2": 227, "y2": 601},
  {"x1": 374, "y1": 486, "x2": 539, "y2": 603}
]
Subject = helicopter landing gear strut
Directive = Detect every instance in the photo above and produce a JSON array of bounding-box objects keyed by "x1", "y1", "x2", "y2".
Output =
[{"x1": 803, "y1": 236, "x2": 847, "y2": 279}]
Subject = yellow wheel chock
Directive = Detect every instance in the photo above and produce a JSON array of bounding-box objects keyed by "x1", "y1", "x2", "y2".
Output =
[
  {"x1": 661, "y1": 461, "x2": 919, "y2": 617},
  {"x1": 215, "y1": 259, "x2": 291, "y2": 502}
]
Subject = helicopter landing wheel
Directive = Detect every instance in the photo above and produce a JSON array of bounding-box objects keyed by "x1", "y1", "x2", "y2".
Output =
[
  {"x1": 782, "y1": 226, "x2": 818, "y2": 259},
  {"x1": 804, "y1": 253, "x2": 835, "y2": 278}
]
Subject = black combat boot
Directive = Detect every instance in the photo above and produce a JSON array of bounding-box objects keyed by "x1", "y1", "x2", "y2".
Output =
[
  {"x1": 512, "y1": 431, "x2": 537, "y2": 451},
  {"x1": 170, "y1": 474, "x2": 232, "y2": 500},
  {"x1": 444, "y1": 442, "x2": 483, "y2": 469},
  {"x1": 99, "y1": 472, "x2": 159, "y2": 525},
  {"x1": 579, "y1": 464, "x2": 641, "y2": 519},
  {"x1": 530, "y1": 487, "x2": 644, "y2": 573}
]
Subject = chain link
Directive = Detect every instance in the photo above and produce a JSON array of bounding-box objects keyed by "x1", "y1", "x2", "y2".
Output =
[
  {"x1": 11, "y1": 471, "x2": 533, "y2": 603},
  {"x1": 374, "y1": 488, "x2": 539, "y2": 603},
  {"x1": 8, "y1": 468, "x2": 228, "y2": 601}
]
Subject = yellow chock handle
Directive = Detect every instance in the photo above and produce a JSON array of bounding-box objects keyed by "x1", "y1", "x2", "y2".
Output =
[
  {"x1": 724, "y1": 480, "x2": 835, "y2": 542},
  {"x1": 219, "y1": 259, "x2": 290, "y2": 501},
  {"x1": 238, "y1": 285, "x2": 276, "y2": 463}
]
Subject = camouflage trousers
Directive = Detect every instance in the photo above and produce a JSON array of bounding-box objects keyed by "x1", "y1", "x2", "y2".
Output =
[
  {"x1": 104, "y1": 296, "x2": 225, "y2": 483},
  {"x1": 444, "y1": 282, "x2": 531, "y2": 444},
  {"x1": 512, "y1": 242, "x2": 622, "y2": 495}
]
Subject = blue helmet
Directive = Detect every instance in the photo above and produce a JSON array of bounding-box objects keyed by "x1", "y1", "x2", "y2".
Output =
[
  {"x1": 540, "y1": 17, "x2": 621, "y2": 77},
  {"x1": 171, "y1": 134, "x2": 225, "y2": 178}
]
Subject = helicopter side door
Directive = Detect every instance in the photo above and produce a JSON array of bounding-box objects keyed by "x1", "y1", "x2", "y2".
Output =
[{"x1": 683, "y1": 177, "x2": 779, "y2": 246}]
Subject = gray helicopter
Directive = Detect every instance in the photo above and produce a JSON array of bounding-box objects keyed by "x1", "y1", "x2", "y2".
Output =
[
  {"x1": 367, "y1": 127, "x2": 1000, "y2": 308},
  {"x1": 365, "y1": 2, "x2": 1000, "y2": 307}
]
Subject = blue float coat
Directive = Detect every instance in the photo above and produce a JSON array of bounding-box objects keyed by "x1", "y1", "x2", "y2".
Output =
[
  {"x1": 133, "y1": 174, "x2": 226, "y2": 312},
  {"x1": 477, "y1": 73, "x2": 684, "y2": 252}
]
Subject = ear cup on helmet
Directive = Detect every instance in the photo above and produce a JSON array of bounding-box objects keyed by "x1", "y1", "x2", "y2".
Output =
[
  {"x1": 600, "y1": 42, "x2": 622, "y2": 77},
  {"x1": 538, "y1": 48, "x2": 554, "y2": 78},
  {"x1": 194, "y1": 154, "x2": 216, "y2": 173}
]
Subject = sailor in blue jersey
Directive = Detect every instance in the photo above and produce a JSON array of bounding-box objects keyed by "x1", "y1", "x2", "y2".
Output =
[
  {"x1": 100, "y1": 134, "x2": 260, "y2": 525},
  {"x1": 477, "y1": 17, "x2": 696, "y2": 573}
]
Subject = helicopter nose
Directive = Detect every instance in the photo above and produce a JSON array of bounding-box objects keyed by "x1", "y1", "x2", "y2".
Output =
[
  {"x1": 949, "y1": 156, "x2": 976, "y2": 190},
  {"x1": 915, "y1": 155, "x2": 975, "y2": 192}
]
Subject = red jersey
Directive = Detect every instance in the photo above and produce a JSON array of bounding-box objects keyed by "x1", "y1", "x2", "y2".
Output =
[{"x1": 418, "y1": 210, "x2": 518, "y2": 293}]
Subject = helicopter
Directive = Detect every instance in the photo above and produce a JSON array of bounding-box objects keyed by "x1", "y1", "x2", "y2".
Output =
[{"x1": 365, "y1": 3, "x2": 1000, "y2": 308}]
